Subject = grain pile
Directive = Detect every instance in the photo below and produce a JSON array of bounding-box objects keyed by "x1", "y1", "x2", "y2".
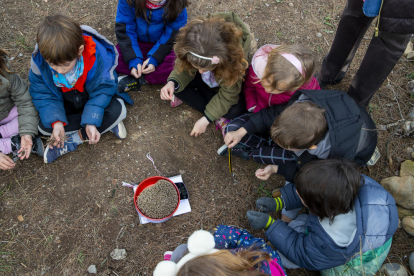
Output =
[{"x1": 137, "y1": 180, "x2": 179, "y2": 219}]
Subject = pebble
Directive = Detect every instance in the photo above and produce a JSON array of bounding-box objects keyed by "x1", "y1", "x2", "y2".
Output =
[
  {"x1": 316, "y1": 32, "x2": 322, "y2": 38},
  {"x1": 275, "y1": 18, "x2": 280, "y2": 22},
  {"x1": 87, "y1": 265, "x2": 97, "y2": 274},
  {"x1": 110, "y1": 248, "x2": 127, "y2": 260},
  {"x1": 289, "y1": 2, "x2": 294, "y2": 7},
  {"x1": 402, "y1": 216, "x2": 414, "y2": 236},
  {"x1": 409, "y1": 252, "x2": 414, "y2": 273},
  {"x1": 380, "y1": 263, "x2": 408, "y2": 276}
]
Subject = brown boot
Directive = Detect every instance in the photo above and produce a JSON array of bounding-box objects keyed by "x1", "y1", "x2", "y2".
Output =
[{"x1": 272, "y1": 188, "x2": 281, "y2": 198}]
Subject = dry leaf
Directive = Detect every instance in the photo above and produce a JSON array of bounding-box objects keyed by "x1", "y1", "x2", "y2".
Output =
[{"x1": 17, "y1": 215, "x2": 24, "y2": 222}]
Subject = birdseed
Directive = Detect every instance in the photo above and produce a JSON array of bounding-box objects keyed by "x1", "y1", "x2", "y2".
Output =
[{"x1": 137, "y1": 180, "x2": 179, "y2": 219}]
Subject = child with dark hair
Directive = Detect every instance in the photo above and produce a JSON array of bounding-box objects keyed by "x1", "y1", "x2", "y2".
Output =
[
  {"x1": 153, "y1": 226, "x2": 286, "y2": 276},
  {"x1": 247, "y1": 159, "x2": 398, "y2": 274},
  {"x1": 0, "y1": 49, "x2": 43, "y2": 170},
  {"x1": 160, "y1": 12, "x2": 256, "y2": 137},
  {"x1": 115, "y1": 0, "x2": 188, "y2": 91},
  {"x1": 30, "y1": 14, "x2": 133, "y2": 164},
  {"x1": 218, "y1": 89, "x2": 378, "y2": 183}
]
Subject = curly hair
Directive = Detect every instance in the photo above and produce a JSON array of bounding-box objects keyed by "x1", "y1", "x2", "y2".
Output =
[
  {"x1": 126, "y1": 0, "x2": 189, "y2": 23},
  {"x1": 261, "y1": 44, "x2": 315, "y2": 92},
  {"x1": 174, "y1": 15, "x2": 249, "y2": 87},
  {"x1": 0, "y1": 49, "x2": 13, "y2": 78}
]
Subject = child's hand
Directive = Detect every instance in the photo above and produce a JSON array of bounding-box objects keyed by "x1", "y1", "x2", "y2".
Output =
[
  {"x1": 0, "y1": 153, "x2": 15, "y2": 170},
  {"x1": 131, "y1": 64, "x2": 142, "y2": 78},
  {"x1": 160, "y1": 81, "x2": 175, "y2": 101},
  {"x1": 19, "y1": 135, "x2": 33, "y2": 160},
  {"x1": 255, "y1": 165, "x2": 278, "y2": 181},
  {"x1": 224, "y1": 128, "x2": 247, "y2": 148},
  {"x1": 85, "y1": 125, "x2": 101, "y2": 144},
  {"x1": 142, "y1": 59, "x2": 155, "y2": 74},
  {"x1": 51, "y1": 122, "x2": 65, "y2": 149},
  {"x1": 190, "y1": 116, "x2": 210, "y2": 137}
]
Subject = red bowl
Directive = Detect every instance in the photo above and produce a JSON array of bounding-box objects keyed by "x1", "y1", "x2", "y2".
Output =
[{"x1": 134, "y1": 176, "x2": 180, "y2": 221}]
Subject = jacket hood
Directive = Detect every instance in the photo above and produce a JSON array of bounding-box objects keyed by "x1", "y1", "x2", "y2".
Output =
[{"x1": 252, "y1": 44, "x2": 278, "y2": 79}]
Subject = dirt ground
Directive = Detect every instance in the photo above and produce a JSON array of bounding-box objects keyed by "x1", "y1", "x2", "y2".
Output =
[{"x1": 1, "y1": 0, "x2": 414, "y2": 275}]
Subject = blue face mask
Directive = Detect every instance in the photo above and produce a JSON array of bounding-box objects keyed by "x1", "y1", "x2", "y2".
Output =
[{"x1": 50, "y1": 56, "x2": 84, "y2": 89}]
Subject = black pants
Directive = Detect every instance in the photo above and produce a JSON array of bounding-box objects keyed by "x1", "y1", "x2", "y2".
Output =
[
  {"x1": 39, "y1": 92, "x2": 126, "y2": 140},
  {"x1": 174, "y1": 73, "x2": 246, "y2": 120},
  {"x1": 320, "y1": 0, "x2": 412, "y2": 107}
]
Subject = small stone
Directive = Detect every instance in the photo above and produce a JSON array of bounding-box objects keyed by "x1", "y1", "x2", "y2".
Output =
[
  {"x1": 380, "y1": 263, "x2": 408, "y2": 276},
  {"x1": 289, "y1": 2, "x2": 293, "y2": 7},
  {"x1": 406, "y1": 147, "x2": 414, "y2": 153},
  {"x1": 400, "y1": 160, "x2": 414, "y2": 177},
  {"x1": 381, "y1": 176, "x2": 414, "y2": 209},
  {"x1": 409, "y1": 252, "x2": 414, "y2": 273},
  {"x1": 110, "y1": 249, "x2": 127, "y2": 260},
  {"x1": 404, "y1": 42, "x2": 413, "y2": 56},
  {"x1": 275, "y1": 18, "x2": 280, "y2": 22},
  {"x1": 397, "y1": 205, "x2": 414, "y2": 219},
  {"x1": 17, "y1": 215, "x2": 24, "y2": 222},
  {"x1": 408, "y1": 81, "x2": 414, "y2": 97},
  {"x1": 87, "y1": 265, "x2": 97, "y2": 274},
  {"x1": 316, "y1": 32, "x2": 322, "y2": 38},
  {"x1": 402, "y1": 216, "x2": 414, "y2": 236}
]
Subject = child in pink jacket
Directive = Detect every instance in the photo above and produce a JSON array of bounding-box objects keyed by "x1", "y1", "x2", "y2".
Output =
[{"x1": 244, "y1": 44, "x2": 320, "y2": 113}]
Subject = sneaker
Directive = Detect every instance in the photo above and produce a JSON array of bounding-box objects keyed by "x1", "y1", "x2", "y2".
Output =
[
  {"x1": 117, "y1": 75, "x2": 141, "y2": 93},
  {"x1": 366, "y1": 146, "x2": 380, "y2": 166},
  {"x1": 171, "y1": 95, "x2": 183, "y2": 107},
  {"x1": 215, "y1": 117, "x2": 231, "y2": 138},
  {"x1": 217, "y1": 144, "x2": 252, "y2": 161},
  {"x1": 163, "y1": 251, "x2": 173, "y2": 261},
  {"x1": 11, "y1": 134, "x2": 44, "y2": 157},
  {"x1": 110, "y1": 121, "x2": 127, "y2": 139},
  {"x1": 44, "y1": 142, "x2": 77, "y2": 164}
]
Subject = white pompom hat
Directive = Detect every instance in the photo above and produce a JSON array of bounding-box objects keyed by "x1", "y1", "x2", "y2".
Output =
[{"x1": 153, "y1": 230, "x2": 219, "y2": 276}]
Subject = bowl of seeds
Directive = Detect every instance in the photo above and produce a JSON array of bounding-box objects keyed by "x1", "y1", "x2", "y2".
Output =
[{"x1": 134, "y1": 176, "x2": 180, "y2": 222}]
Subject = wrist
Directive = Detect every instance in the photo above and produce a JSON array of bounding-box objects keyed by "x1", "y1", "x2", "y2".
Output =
[
  {"x1": 237, "y1": 127, "x2": 247, "y2": 136},
  {"x1": 271, "y1": 165, "x2": 279, "y2": 174}
]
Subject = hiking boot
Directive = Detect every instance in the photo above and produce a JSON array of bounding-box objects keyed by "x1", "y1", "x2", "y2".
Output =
[
  {"x1": 118, "y1": 75, "x2": 141, "y2": 93},
  {"x1": 44, "y1": 142, "x2": 77, "y2": 164},
  {"x1": 171, "y1": 95, "x2": 183, "y2": 107},
  {"x1": 215, "y1": 117, "x2": 231, "y2": 138},
  {"x1": 110, "y1": 121, "x2": 127, "y2": 139},
  {"x1": 11, "y1": 134, "x2": 44, "y2": 157},
  {"x1": 217, "y1": 144, "x2": 252, "y2": 161}
]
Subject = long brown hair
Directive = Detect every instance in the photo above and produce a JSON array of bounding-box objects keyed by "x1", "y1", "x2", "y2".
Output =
[
  {"x1": 37, "y1": 14, "x2": 84, "y2": 65},
  {"x1": 261, "y1": 44, "x2": 315, "y2": 92},
  {"x1": 0, "y1": 49, "x2": 13, "y2": 78},
  {"x1": 126, "y1": 0, "x2": 188, "y2": 22},
  {"x1": 174, "y1": 15, "x2": 248, "y2": 87},
  {"x1": 177, "y1": 250, "x2": 271, "y2": 276}
]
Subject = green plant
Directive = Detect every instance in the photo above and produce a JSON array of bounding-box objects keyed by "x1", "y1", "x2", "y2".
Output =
[
  {"x1": 0, "y1": 249, "x2": 12, "y2": 273},
  {"x1": 276, "y1": 31, "x2": 284, "y2": 38},
  {"x1": 323, "y1": 15, "x2": 333, "y2": 27},
  {"x1": 406, "y1": 71, "x2": 414, "y2": 80},
  {"x1": 77, "y1": 251, "x2": 85, "y2": 266},
  {"x1": 255, "y1": 182, "x2": 272, "y2": 197}
]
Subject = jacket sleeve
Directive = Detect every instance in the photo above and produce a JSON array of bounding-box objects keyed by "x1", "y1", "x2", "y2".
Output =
[
  {"x1": 168, "y1": 67, "x2": 195, "y2": 92},
  {"x1": 277, "y1": 153, "x2": 320, "y2": 182},
  {"x1": 204, "y1": 80, "x2": 242, "y2": 122},
  {"x1": 243, "y1": 65, "x2": 259, "y2": 112},
  {"x1": 280, "y1": 183, "x2": 304, "y2": 210},
  {"x1": 242, "y1": 104, "x2": 286, "y2": 133},
  {"x1": 115, "y1": 0, "x2": 143, "y2": 70},
  {"x1": 8, "y1": 74, "x2": 38, "y2": 136},
  {"x1": 81, "y1": 56, "x2": 116, "y2": 127},
  {"x1": 147, "y1": 9, "x2": 187, "y2": 67},
  {"x1": 29, "y1": 70, "x2": 67, "y2": 129}
]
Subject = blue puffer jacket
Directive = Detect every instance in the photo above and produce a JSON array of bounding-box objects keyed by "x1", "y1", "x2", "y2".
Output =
[
  {"x1": 29, "y1": 25, "x2": 133, "y2": 129},
  {"x1": 266, "y1": 175, "x2": 398, "y2": 270},
  {"x1": 115, "y1": 0, "x2": 187, "y2": 69}
]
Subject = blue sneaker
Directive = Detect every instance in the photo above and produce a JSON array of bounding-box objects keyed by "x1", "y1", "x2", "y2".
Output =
[
  {"x1": 43, "y1": 142, "x2": 77, "y2": 164},
  {"x1": 110, "y1": 121, "x2": 127, "y2": 139}
]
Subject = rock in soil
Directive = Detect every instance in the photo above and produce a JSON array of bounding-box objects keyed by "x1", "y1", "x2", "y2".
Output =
[
  {"x1": 381, "y1": 176, "x2": 414, "y2": 209},
  {"x1": 409, "y1": 252, "x2": 414, "y2": 273},
  {"x1": 110, "y1": 249, "x2": 127, "y2": 260},
  {"x1": 137, "y1": 180, "x2": 178, "y2": 219},
  {"x1": 380, "y1": 263, "x2": 408, "y2": 276},
  {"x1": 402, "y1": 216, "x2": 414, "y2": 236},
  {"x1": 397, "y1": 205, "x2": 414, "y2": 219},
  {"x1": 400, "y1": 160, "x2": 414, "y2": 177},
  {"x1": 87, "y1": 265, "x2": 97, "y2": 274}
]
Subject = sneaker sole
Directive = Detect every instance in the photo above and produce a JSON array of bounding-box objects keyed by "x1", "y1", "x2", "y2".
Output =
[
  {"x1": 33, "y1": 138, "x2": 45, "y2": 157},
  {"x1": 217, "y1": 144, "x2": 229, "y2": 156},
  {"x1": 43, "y1": 146, "x2": 50, "y2": 164},
  {"x1": 117, "y1": 121, "x2": 127, "y2": 139}
]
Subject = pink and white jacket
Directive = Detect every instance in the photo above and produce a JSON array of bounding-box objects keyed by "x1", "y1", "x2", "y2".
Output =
[{"x1": 243, "y1": 44, "x2": 320, "y2": 113}]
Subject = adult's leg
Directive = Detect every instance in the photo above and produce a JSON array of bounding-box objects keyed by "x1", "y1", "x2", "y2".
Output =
[
  {"x1": 319, "y1": 0, "x2": 375, "y2": 85},
  {"x1": 347, "y1": 32, "x2": 412, "y2": 106}
]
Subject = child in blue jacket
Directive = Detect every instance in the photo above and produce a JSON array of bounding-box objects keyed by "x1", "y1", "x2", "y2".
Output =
[
  {"x1": 247, "y1": 159, "x2": 398, "y2": 275},
  {"x1": 115, "y1": 0, "x2": 188, "y2": 91},
  {"x1": 29, "y1": 14, "x2": 133, "y2": 164}
]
